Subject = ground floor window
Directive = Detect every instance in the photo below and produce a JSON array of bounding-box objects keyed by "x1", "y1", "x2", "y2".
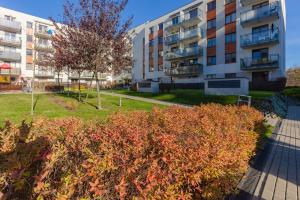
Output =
[{"x1": 207, "y1": 56, "x2": 216, "y2": 66}]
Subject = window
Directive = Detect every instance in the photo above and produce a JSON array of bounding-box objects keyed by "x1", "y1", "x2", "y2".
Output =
[
  {"x1": 149, "y1": 39, "x2": 154, "y2": 47},
  {"x1": 225, "y1": 73, "x2": 236, "y2": 78},
  {"x1": 207, "y1": 74, "x2": 216, "y2": 79},
  {"x1": 4, "y1": 15, "x2": 15, "y2": 21},
  {"x1": 225, "y1": 33, "x2": 236, "y2": 44},
  {"x1": 27, "y1": 22, "x2": 33, "y2": 29},
  {"x1": 26, "y1": 63, "x2": 33, "y2": 70},
  {"x1": 207, "y1": 38, "x2": 216, "y2": 47},
  {"x1": 149, "y1": 27, "x2": 154, "y2": 34},
  {"x1": 27, "y1": 35, "x2": 33, "y2": 42},
  {"x1": 252, "y1": 48, "x2": 268, "y2": 61},
  {"x1": 4, "y1": 32, "x2": 16, "y2": 40},
  {"x1": 189, "y1": 42, "x2": 198, "y2": 48},
  {"x1": 225, "y1": 0, "x2": 235, "y2": 5},
  {"x1": 158, "y1": 64, "x2": 163, "y2": 71},
  {"x1": 225, "y1": 53, "x2": 236, "y2": 63},
  {"x1": 207, "y1": 19, "x2": 216, "y2": 29},
  {"x1": 253, "y1": 1, "x2": 269, "y2": 9},
  {"x1": 207, "y1": 56, "x2": 216, "y2": 66},
  {"x1": 158, "y1": 36, "x2": 163, "y2": 44},
  {"x1": 207, "y1": 1, "x2": 216, "y2": 11},
  {"x1": 26, "y1": 49, "x2": 33, "y2": 56},
  {"x1": 225, "y1": 12, "x2": 236, "y2": 24},
  {"x1": 189, "y1": 8, "x2": 198, "y2": 19},
  {"x1": 158, "y1": 23, "x2": 163, "y2": 30},
  {"x1": 188, "y1": 59, "x2": 198, "y2": 65},
  {"x1": 172, "y1": 16, "x2": 179, "y2": 25}
]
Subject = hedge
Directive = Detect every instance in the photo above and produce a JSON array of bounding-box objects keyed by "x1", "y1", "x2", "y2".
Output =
[{"x1": 0, "y1": 104, "x2": 264, "y2": 199}]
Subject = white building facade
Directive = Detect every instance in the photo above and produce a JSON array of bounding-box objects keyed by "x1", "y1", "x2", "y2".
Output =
[
  {"x1": 131, "y1": 0, "x2": 286, "y2": 90},
  {"x1": 0, "y1": 7, "x2": 116, "y2": 86}
]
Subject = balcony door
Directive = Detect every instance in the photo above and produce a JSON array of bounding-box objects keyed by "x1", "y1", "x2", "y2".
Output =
[
  {"x1": 252, "y1": 48, "x2": 268, "y2": 64},
  {"x1": 252, "y1": 25, "x2": 269, "y2": 43}
]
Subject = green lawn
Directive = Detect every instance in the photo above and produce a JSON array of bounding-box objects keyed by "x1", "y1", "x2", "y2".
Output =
[
  {"x1": 0, "y1": 92, "x2": 162, "y2": 124},
  {"x1": 110, "y1": 89, "x2": 275, "y2": 106}
]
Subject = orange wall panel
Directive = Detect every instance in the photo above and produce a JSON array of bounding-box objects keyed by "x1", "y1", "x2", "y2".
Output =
[
  {"x1": 26, "y1": 29, "x2": 33, "y2": 35},
  {"x1": 207, "y1": 10, "x2": 216, "y2": 21},
  {"x1": 158, "y1": 44, "x2": 163, "y2": 51},
  {"x1": 158, "y1": 57, "x2": 163, "y2": 65},
  {"x1": 225, "y1": 43, "x2": 236, "y2": 54},
  {"x1": 207, "y1": 28, "x2": 216, "y2": 39},
  {"x1": 27, "y1": 43, "x2": 33, "y2": 49},
  {"x1": 26, "y1": 56, "x2": 33, "y2": 64},
  {"x1": 149, "y1": 33, "x2": 154, "y2": 40},
  {"x1": 158, "y1": 29, "x2": 163, "y2": 36},
  {"x1": 225, "y1": 2, "x2": 236, "y2": 15},
  {"x1": 225, "y1": 23, "x2": 236, "y2": 34},
  {"x1": 207, "y1": 47, "x2": 216, "y2": 57}
]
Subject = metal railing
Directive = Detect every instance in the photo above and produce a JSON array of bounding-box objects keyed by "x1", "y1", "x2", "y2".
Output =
[
  {"x1": 164, "y1": 64, "x2": 203, "y2": 77},
  {"x1": 165, "y1": 9, "x2": 203, "y2": 29},
  {"x1": 34, "y1": 69, "x2": 55, "y2": 78},
  {"x1": 180, "y1": 28, "x2": 202, "y2": 40},
  {"x1": 241, "y1": 54, "x2": 279, "y2": 70},
  {"x1": 0, "y1": 36, "x2": 22, "y2": 47},
  {"x1": 165, "y1": 46, "x2": 203, "y2": 60},
  {"x1": 0, "y1": 51, "x2": 21, "y2": 62},
  {"x1": 165, "y1": 33, "x2": 180, "y2": 45},
  {"x1": 240, "y1": 1, "x2": 279, "y2": 25},
  {"x1": 35, "y1": 29, "x2": 52, "y2": 38},
  {"x1": 240, "y1": 28, "x2": 279, "y2": 48},
  {"x1": 240, "y1": 0, "x2": 267, "y2": 7},
  {"x1": 0, "y1": 18, "x2": 22, "y2": 33},
  {"x1": 0, "y1": 68, "x2": 21, "y2": 75},
  {"x1": 35, "y1": 43, "x2": 54, "y2": 52}
]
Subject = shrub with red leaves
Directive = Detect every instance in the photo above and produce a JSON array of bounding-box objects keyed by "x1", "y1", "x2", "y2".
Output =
[{"x1": 0, "y1": 104, "x2": 264, "y2": 199}]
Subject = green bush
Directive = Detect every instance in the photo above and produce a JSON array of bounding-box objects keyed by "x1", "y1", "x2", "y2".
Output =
[{"x1": 283, "y1": 87, "x2": 300, "y2": 99}]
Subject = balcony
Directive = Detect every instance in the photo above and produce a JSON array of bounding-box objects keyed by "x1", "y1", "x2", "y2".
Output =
[
  {"x1": 35, "y1": 29, "x2": 52, "y2": 39},
  {"x1": 0, "y1": 18, "x2": 21, "y2": 33},
  {"x1": 69, "y1": 72, "x2": 108, "y2": 80},
  {"x1": 34, "y1": 69, "x2": 55, "y2": 78},
  {"x1": 180, "y1": 28, "x2": 202, "y2": 41},
  {"x1": 240, "y1": 0, "x2": 268, "y2": 7},
  {"x1": 165, "y1": 46, "x2": 203, "y2": 61},
  {"x1": 241, "y1": 54, "x2": 279, "y2": 71},
  {"x1": 164, "y1": 64, "x2": 203, "y2": 77},
  {"x1": 0, "y1": 68, "x2": 21, "y2": 76},
  {"x1": 0, "y1": 51, "x2": 21, "y2": 62},
  {"x1": 0, "y1": 36, "x2": 22, "y2": 47},
  {"x1": 165, "y1": 33, "x2": 180, "y2": 45},
  {"x1": 165, "y1": 9, "x2": 203, "y2": 31},
  {"x1": 35, "y1": 43, "x2": 54, "y2": 52},
  {"x1": 241, "y1": 28, "x2": 279, "y2": 48},
  {"x1": 240, "y1": 1, "x2": 279, "y2": 27}
]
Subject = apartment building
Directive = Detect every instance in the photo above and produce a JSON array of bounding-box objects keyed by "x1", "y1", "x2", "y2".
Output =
[
  {"x1": 0, "y1": 7, "x2": 116, "y2": 86},
  {"x1": 131, "y1": 0, "x2": 286, "y2": 89}
]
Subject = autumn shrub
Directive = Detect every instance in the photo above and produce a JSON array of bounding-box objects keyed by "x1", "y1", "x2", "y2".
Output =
[{"x1": 0, "y1": 104, "x2": 264, "y2": 200}]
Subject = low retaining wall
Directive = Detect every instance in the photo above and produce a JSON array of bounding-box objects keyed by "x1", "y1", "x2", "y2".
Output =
[{"x1": 205, "y1": 78, "x2": 249, "y2": 96}]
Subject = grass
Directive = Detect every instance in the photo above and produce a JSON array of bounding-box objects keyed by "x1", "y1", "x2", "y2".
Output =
[
  {"x1": 0, "y1": 92, "x2": 163, "y2": 124},
  {"x1": 110, "y1": 89, "x2": 275, "y2": 106}
]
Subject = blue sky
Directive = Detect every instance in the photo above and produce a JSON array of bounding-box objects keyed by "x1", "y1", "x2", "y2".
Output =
[{"x1": 0, "y1": 0, "x2": 299, "y2": 68}]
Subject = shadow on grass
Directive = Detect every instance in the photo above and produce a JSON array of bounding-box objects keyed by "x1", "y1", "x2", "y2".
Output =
[
  {"x1": 33, "y1": 95, "x2": 40, "y2": 111},
  {"x1": 56, "y1": 91, "x2": 100, "y2": 109}
]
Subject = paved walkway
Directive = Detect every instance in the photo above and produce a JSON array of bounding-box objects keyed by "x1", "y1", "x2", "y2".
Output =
[
  {"x1": 251, "y1": 106, "x2": 300, "y2": 200},
  {"x1": 99, "y1": 91, "x2": 189, "y2": 107}
]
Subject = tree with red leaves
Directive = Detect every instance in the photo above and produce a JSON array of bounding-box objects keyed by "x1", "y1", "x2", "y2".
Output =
[{"x1": 52, "y1": 0, "x2": 132, "y2": 108}]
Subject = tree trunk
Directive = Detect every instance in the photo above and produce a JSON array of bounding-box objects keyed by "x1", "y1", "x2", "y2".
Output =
[
  {"x1": 67, "y1": 68, "x2": 70, "y2": 96},
  {"x1": 78, "y1": 73, "x2": 81, "y2": 102},
  {"x1": 85, "y1": 72, "x2": 95, "y2": 102},
  {"x1": 96, "y1": 74, "x2": 102, "y2": 110}
]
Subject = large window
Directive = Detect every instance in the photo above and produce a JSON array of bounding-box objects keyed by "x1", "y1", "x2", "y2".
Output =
[
  {"x1": 207, "y1": 19, "x2": 216, "y2": 29},
  {"x1": 225, "y1": 0, "x2": 235, "y2": 5},
  {"x1": 149, "y1": 39, "x2": 154, "y2": 47},
  {"x1": 149, "y1": 27, "x2": 154, "y2": 34},
  {"x1": 189, "y1": 8, "x2": 198, "y2": 19},
  {"x1": 252, "y1": 48, "x2": 269, "y2": 61},
  {"x1": 207, "y1": 1, "x2": 216, "y2": 11},
  {"x1": 27, "y1": 22, "x2": 33, "y2": 29},
  {"x1": 26, "y1": 49, "x2": 33, "y2": 56},
  {"x1": 207, "y1": 56, "x2": 216, "y2": 66},
  {"x1": 225, "y1": 33, "x2": 236, "y2": 44},
  {"x1": 225, "y1": 12, "x2": 236, "y2": 24},
  {"x1": 225, "y1": 53, "x2": 236, "y2": 63},
  {"x1": 207, "y1": 38, "x2": 216, "y2": 47},
  {"x1": 172, "y1": 16, "x2": 179, "y2": 25},
  {"x1": 158, "y1": 23, "x2": 163, "y2": 30},
  {"x1": 27, "y1": 35, "x2": 33, "y2": 42},
  {"x1": 158, "y1": 36, "x2": 163, "y2": 44}
]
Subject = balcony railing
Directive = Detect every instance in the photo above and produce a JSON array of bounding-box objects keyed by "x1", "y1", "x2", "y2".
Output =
[
  {"x1": 165, "y1": 46, "x2": 203, "y2": 60},
  {"x1": 35, "y1": 29, "x2": 52, "y2": 39},
  {"x1": 165, "y1": 33, "x2": 180, "y2": 45},
  {"x1": 241, "y1": 54, "x2": 279, "y2": 70},
  {"x1": 240, "y1": 0, "x2": 268, "y2": 7},
  {"x1": 165, "y1": 9, "x2": 203, "y2": 30},
  {"x1": 0, "y1": 18, "x2": 22, "y2": 33},
  {"x1": 164, "y1": 64, "x2": 203, "y2": 77},
  {"x1": 35, "y1": 69, "x2": 55, "y2": 78},
  {"x1": 241, "y1": 28, "x2": 279, "y2": 48},
  {"x1": 0, "y1": 36, "x2": 22, "y2": 47},
  {"x1": 180, "y1": 28, "x2": 202, "y2": 41},
  {"x1": 35, "y1": 43, "x2": 54, "y2": 52},
  {"x1": 0, "y1": 51, "x2": 21, "y2": 62},
  {"x1": 0, "y1": 68, "x2": 21, "y2": 76},
  {"x1": 240, "y1": 1, "x2": 279, "y2": 26}
]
